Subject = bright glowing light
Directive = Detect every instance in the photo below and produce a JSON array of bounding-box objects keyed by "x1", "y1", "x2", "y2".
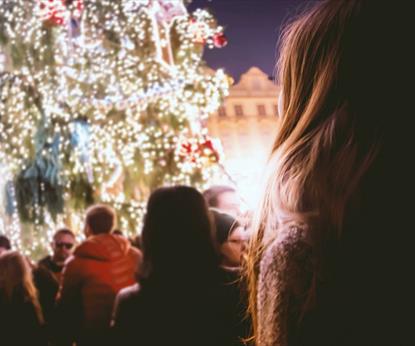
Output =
[{"x1": 0, "y1": 0, "x2": 229, "y2": 257}]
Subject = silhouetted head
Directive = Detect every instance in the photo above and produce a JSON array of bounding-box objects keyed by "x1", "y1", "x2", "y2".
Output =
[
  {"x1": 203, "y1": 185, "x2": 240, "y2": 217},
  {"x1": 0, "y1": 235, "x2": 11, "y2": 255},
  {"x1": 141, "y1": 186, "x2": 218, "y2": 281},
  {"x1": 84, "y1": 204, "x2": 117, "y2": 237},
  {"x1": 211, "y1": 209, "x2": 248, "y2": 267},
  {"x1": 0, "y1": 251, "x2": 43, "y2": 322}
]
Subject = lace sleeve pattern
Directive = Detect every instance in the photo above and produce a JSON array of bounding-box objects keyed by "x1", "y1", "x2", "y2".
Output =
[{"x1": 257, "y1": 226, "x2": 313, "y2": 346}]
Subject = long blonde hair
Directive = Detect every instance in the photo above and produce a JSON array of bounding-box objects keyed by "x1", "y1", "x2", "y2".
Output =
[
  {"x1": 246, "y1": 0, "x2": 384, "y2": 341},
  {"x1": 0, "y1": 251, "x2": 44, "y2": 323}
]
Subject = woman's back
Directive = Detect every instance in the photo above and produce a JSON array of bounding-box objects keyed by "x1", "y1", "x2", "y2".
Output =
[
  {"x1": 112, "y1": 186, "x2": 247, "y2": 345},
  {"x1": 0, "y1": 251, "x2": 46, "y2": 345},
  {"x1": 0, "y1": 286, "x2": 46, "y2": 345},
  {"x1": 113, "y1": 273, "x2": 242, "y2": 346}
]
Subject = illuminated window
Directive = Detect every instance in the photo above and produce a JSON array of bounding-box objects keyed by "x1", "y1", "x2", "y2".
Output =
[
  {"x1": 234, "y1": 105, "x2": 244, "y2": 116},
  {"x1": 257, "y1": 104, "x2": 266, "y2": 116},
  {"x1": 218, "y1": 106, "x2": 227, "y2": 117}
]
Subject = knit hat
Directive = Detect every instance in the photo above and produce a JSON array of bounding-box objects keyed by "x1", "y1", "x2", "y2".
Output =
[{"x1": 210, "y1": 208, "x2": 240, "y2": 245}]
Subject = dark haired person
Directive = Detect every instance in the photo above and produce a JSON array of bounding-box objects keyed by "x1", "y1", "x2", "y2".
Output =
[
  {"x1": 211, "y1": 209, "x2": 251, "y2": 345},
  {"x1": 112, "y1": 186, "x2": 242, "y2": 345},
  {"x1": 0, "y1": 234, "x2": 11, "y2": 255},
  {"x1": 56, "y1": 205, "x2": 142, "y2": 346}
]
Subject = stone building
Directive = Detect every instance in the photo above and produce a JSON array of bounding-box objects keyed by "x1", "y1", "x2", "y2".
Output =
[{"x1": 207, "y1": 66, "x2": 281, "y2": 207}]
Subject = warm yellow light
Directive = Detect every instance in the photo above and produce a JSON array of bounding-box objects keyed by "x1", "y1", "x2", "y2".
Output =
[{"x1": 0, "y1": 0, "x2": 229, "y2": 257}]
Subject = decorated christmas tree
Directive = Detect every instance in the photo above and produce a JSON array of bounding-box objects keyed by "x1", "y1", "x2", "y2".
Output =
[{"x1": 0, "y1": 0, "x2": 229, "y2": 256}]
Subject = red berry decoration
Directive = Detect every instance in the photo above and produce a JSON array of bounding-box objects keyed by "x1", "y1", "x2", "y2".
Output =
[{"x1": 213, "y1": 33, "x2": 228, "y2": 48}]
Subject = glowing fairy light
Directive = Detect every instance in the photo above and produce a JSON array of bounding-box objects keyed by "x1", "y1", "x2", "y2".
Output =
[{"x1": 0, "y1": 0, "x2": 229, "y2": 257}]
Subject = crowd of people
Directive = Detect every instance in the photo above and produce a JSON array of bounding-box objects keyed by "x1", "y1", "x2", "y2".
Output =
[
  {"x1": 0, "y1": 185, "x2": 250, "y2": 346},
  {"x1": 1, "y1": 0, "x2": 414, "y2": 345}
]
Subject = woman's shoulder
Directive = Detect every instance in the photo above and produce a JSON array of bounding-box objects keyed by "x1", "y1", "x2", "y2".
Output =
[
  {"x1": 264, "y1": 225, "x2": 310, "y2": 259},
  {"x1": 260, "y1": 225, "x2": 313, "y2": 288}
]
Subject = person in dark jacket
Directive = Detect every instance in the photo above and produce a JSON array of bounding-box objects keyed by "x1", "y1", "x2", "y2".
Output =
[
  {"x1": 0, "y1": 250, "x2": 46, "y2": 346},
  {"x1": 211, "y1": 209, "x2": 251, "y2": 345},
  {"x1": 33, "y1": 228, "x2": 75, "y2": 324},
  {"x1": 211, "y1": 208, "x2": 249, "y2": 268},
  {"x1": 111, "y1": 186, "x2": 242, "y2": 345}
]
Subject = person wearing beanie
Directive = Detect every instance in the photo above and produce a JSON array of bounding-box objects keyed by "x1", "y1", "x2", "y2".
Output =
[
  {"x1": 210, "y1": 208, "x2": 252, "y2": 345},
  {"x1": 211, "y1": 208, "x2": 248, "y2": 268}
]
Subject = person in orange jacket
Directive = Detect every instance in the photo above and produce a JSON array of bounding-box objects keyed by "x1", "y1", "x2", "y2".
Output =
[{"x1": 55, "y1": 204, "x2": 141, "y2": 346}]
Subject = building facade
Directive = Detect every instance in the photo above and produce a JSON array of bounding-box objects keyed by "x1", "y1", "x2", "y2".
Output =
[{"x1": 207, "y1": 67, "x2": 280, "y2": 207}]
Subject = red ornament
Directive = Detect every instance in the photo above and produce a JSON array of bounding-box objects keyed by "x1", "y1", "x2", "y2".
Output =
[
  {"x1": 179, "y1": 141, "x2": 197, "y2": 163},
  {"x1": 38, "y1": 0, "x2": 83, "y2": 27},
  {"x1": 200, "y1": 139, "x2": 214, "y2": 152},
  {"x1": 38, "y1": 0, "x2": 65, "y2": 26},
  {"x1": 213, "y1": 33, "x2": 228, "y2": 48},
  {"x1": 198, "y1": 138, "x2": 220, "y2": 162},
  {"x1": 181, "y1": 142, "x2": 193, "y2": 155},
  {"x1": 178, "y1": 136, "x2": 222, "y2": 165}
]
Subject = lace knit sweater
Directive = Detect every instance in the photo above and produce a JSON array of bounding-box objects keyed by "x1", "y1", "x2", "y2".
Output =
[{"x1": 257, "y1": 226, "x2": 313, "y2": 346}]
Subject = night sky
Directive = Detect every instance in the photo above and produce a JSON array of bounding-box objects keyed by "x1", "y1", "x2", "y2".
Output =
[{"x1": 188, "y1": 0, "x2": 314, "y2": 80}]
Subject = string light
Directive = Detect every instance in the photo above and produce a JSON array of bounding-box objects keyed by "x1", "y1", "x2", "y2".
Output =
[{"x1": 0, "y1": 0, "x2": 229, "y2": 258}]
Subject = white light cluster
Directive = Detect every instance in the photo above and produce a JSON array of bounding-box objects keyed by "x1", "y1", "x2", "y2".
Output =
[{"x1": 0, "y1": 0, "x2": 229, "y2": 258}]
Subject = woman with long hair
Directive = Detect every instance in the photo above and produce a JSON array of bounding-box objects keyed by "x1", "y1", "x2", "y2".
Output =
[
  {"x1": 247, "y1": 1, "x2": 413, "y2": 345},
  {"x1": 112, "y1": 186, "x2": 240, "y2": 345},
  {"x1": 0, "y1": 251, "x2": 46, "y2": 345}
]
